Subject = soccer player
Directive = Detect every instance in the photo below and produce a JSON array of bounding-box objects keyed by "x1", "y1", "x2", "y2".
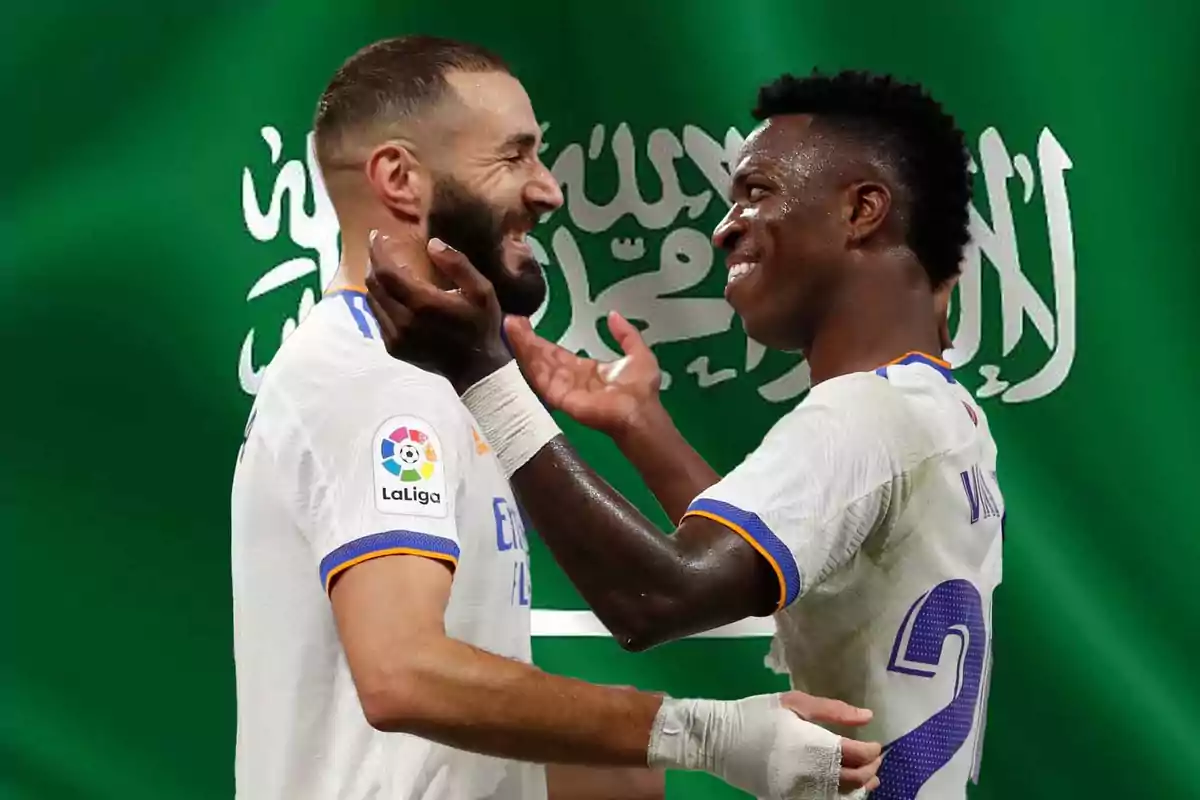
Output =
[
  {"x1": 231, "y1": 38, "x2": 883, "y2": 800},
  {"x1": 365, "y1": 70, "x2": 1004, "y2": 799}
]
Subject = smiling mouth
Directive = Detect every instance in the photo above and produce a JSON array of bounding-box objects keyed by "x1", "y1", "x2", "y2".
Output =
[
  {"x1": 726, "y1": 261, "x2": 759, "y2": 287},
  {"x1": 503, "y1": 231, "x2": 533, "y2": 256}
]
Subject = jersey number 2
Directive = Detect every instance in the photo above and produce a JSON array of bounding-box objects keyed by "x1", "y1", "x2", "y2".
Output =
[{"x1": 875, "y1": 579, "x2": 987, "y2": 800}]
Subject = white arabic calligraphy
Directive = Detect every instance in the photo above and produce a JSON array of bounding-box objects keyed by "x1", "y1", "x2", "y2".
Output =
[
  {"x1": 238, "y1": 128, "x2": 338, "y2": 394},
  {"x1": 949, "y1": 126, "x2": 1077, "y2": 403},
  {"x1": 239, "y1": 122, "x2": 1076, "y2": 406}
]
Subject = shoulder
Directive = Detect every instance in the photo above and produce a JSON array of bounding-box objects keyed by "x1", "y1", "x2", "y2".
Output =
[
  {"x1": 766, "y1": 366, "x2": 961, "y2": 472},
  {"x1": 257, "y1": 299, "x2": 468, "y2": 446},
  {"x1": 269, "y1": 299, "x2": 455, "y2": 400},
  {"x1": 773, "y1": 370, "x2": 912, "y2": 438}
]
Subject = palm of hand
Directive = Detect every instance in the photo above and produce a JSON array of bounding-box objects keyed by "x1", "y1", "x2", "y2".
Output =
[{"x1": 506, "y1": 313, "x2": 661, "y2": 436}]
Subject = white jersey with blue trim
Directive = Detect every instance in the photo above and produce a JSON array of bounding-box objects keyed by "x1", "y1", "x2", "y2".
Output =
[
  {"x1": 686, "y1": 353, "x2": 1004, "y2": 800},
  {"x1": 231, "y1": 288, "x2": 543, "y2": 800}
]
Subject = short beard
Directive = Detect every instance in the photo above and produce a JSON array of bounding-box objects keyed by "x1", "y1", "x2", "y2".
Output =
[{"x1": 426, "y1": 177, "x2": 546, "y2": 317}]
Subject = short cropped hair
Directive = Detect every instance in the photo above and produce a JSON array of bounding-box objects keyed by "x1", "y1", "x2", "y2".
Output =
[
  {"x1": 754, "y1": 70, "x2": 972, "y2": 287},
  {"x1": 314, "y1": 35, "x2": 510, "y2": 167}
]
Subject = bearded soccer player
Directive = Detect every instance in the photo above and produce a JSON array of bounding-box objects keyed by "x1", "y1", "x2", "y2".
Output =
[
  {"x1": 231, "y1": 37, "x2": 885, "y2": 800},
  {"x1": 365, "y1": 70, "x2": 1003, "y2": 800}
]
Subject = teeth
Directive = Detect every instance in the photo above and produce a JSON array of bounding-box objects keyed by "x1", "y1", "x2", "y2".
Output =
[{"x1": 727, "y1": 262, "x2": 758, "y2": 285}]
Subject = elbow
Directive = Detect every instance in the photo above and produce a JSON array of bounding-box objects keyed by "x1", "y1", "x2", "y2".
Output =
[
  {"x1": 607, "y1": 582, "x2": 726, "y2": 652},
  {"x1": 616, "y1": 624, "x2": 674, "y2": 653},
  {"x1": 607, "y1": 603, "x2": 685, "y2": 653},
  {"x1": 356, "y1": 664, "x2": 427, "y2": 733},
  {"x1": 616, "y1": 632, "x2": 657, "y2": 653},
  {"x1": 359, "y1": 691, "x2": 407, "y2": 733}
]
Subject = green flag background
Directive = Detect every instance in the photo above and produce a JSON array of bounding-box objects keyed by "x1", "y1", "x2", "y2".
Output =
[{"x1": 4, "y1": 2, "x2": 1199, "y2": 798}]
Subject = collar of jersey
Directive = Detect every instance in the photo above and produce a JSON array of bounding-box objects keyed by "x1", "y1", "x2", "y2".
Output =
[
  {"x1": 325, "y1": 284, "x2": 367, "y2": 297},
  {"x1": 325, "y1": 285, "x2": 376, "y2": 325},
  {"x1": 877, "y1": 351, "x2": 955, "y2": 382}
]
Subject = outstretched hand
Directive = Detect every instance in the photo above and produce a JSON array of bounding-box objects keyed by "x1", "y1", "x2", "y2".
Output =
[
  {"x1": 505, "y1": 311, "x2": 663, "y2": 438},
  {"x1": 365, "y1": 233, "x2": 512, "y2": 393}
]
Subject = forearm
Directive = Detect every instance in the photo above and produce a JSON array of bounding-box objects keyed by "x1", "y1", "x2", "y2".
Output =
[
  {"x1": 463, "y1": 361, "x2": 772, "y2": 648},
  {"x1": 371, "y1": 632, "x2": 660, "y2": 766},
  {"x1": 512, "y1": 438, "x2": 763, "y2": 649},
  {"x1": 614, "y1": 402, "x2": 720, "y2": 524},
  {"x1": 546, "y1": 763, "x2": 665, "y2": 800},
  {"x1": 370, "y1": 633, "x2": 851, "y2": 799}
]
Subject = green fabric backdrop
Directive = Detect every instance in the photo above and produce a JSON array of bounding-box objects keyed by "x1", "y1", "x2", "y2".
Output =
[{"x1": 4, "y1": 2, "x2": 1198, "y2": 797}]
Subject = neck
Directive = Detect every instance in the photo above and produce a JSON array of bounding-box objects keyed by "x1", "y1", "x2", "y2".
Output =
[
  {"x1": 326, "y1": 220, "x2": 435, "y2": 293},
  {"x1": 804, "y1": 273, "x2": 944, "y2": 385}
]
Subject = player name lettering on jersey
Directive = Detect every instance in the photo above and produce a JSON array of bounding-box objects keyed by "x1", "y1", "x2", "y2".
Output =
[{"x1": 960, "y1": 464, "x2": 1002, "y2": 524}]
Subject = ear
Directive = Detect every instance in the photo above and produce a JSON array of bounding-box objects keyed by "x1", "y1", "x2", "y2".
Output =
[
  {"x1": 365, "y1": 141, "x2": 426, "y2": 221},
  {"x1": 845, "y1": 181, "x2": 892, "y2": 244}
]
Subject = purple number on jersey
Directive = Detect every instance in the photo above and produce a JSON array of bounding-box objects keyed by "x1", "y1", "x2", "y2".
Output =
[{"x1": 875, "y1": 579, "x2": 987, "y2": 800}]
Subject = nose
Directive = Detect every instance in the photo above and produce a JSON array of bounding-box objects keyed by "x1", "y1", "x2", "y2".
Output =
[
  {"x1": 525, "y1": 158, "x2": 564, "y2": 214},
  {"x1": 712, "y1": 204, "x2": 745, "y2": 251}
]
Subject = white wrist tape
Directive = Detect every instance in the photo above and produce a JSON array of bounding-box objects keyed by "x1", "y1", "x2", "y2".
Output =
[
  {"x1": 648, "y1": 695, "x2": 842, "y2": 800},
  {"x1": 460, "y1": 361, "x2": 561, "y2": 479}
]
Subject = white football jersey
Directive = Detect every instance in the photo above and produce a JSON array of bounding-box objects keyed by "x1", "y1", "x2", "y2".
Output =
[
  {"x1": 686, "y1": 353, "x2": 1004, "y2": 800},
  {"x1": 231, "y1": 288, "x2": 544, "y2": 800}
]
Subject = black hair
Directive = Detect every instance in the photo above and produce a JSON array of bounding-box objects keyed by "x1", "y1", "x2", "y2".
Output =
[{"x1": 754, "y1": 70, "x2": 972, "y2": 287}]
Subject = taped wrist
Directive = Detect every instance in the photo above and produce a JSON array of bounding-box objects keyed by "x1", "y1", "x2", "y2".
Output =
[
  {"x1": 647, "y1": 695, "x2": 842, "y2": 799},
  {"x1": 646, "y1": 697, "x2": 720, "y2": 773},
  {"x1": 460, "y1": 361, "x2": 561, "y2": 479}
]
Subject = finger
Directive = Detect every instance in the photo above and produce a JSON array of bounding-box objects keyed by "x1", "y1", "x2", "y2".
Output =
[
  {"x1": 606, "y1": 312, "x2": 651, "y2": 357},
  {"x1": 365, "y1": 272, "x2": 413, "y2": 338},
  {"x1": 781, "y1": 692, "x2": 873, "y2": 727},
  {"x1": 503, "y1": 316, "x2": 538, "y2": 356},
  {"x1": 839, "y1": 756, "x2": 883, "y2": 793},
  {"x1": 505, "y1": 316, "x2": 562, "y2": 366},
  {"x1": 839, "y1": 738, "x2": 883, "y2": 768},
  {"x1": 427, "y1": 238, "x2": 494, "y2": 305},
  {"x1": 503, "y1": 316, "x2": 543, "y2": 373},
  {"x1": 502, "y1": 317, "x2": 556, "y2": 389},
  {"x1": 364, "y1": 280, "x2": 409, "y2": 342},
  {"x1": 374, "y1": 253, "x2": 478, "y2": 327},
  {"x1": 368, "y1": 233, "x2": 434, "y2": 306}
]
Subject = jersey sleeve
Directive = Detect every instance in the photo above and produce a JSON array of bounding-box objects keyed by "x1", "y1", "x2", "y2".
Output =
[
  {"x1": 683, "y1": 374, "x2": 924, "y2": 611},
  {"x1": 292, "y1": 370, "x2": 471, "y2": 594}
]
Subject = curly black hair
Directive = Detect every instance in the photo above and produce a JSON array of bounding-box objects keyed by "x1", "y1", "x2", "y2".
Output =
[{"x1": 754, "y1": 70, "x2": 972, "y2": 287}]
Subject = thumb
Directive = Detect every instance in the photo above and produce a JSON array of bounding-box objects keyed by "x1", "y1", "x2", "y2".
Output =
[
  {"x1": 781, "y1": 692, "x2": 873, "y2": 728},
  {"x1": 606, "y1": 312, "x2": 650, "y2": 357},
  {"x1": 503, "y1": 316, "x2": 559, "y2": 395},
  {"x1": 503, "y1": 316, "x2": 543, "y2": 363}
]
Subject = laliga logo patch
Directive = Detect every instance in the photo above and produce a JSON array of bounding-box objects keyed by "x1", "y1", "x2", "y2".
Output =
[
  {"x1": 381, "y1": 425, "x2": 437, "y2": 482},
  {"x1": 373, "y1": 416, "x2": 448, "y2": 518}
]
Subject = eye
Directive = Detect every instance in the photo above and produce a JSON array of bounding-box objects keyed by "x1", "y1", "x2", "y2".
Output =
[
  {"x1": 504, "y1": 152, "x2": 527, "y2": 165},
  {"x1": 747, "y1": 185, "x2": 769, "y2": 202}
]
